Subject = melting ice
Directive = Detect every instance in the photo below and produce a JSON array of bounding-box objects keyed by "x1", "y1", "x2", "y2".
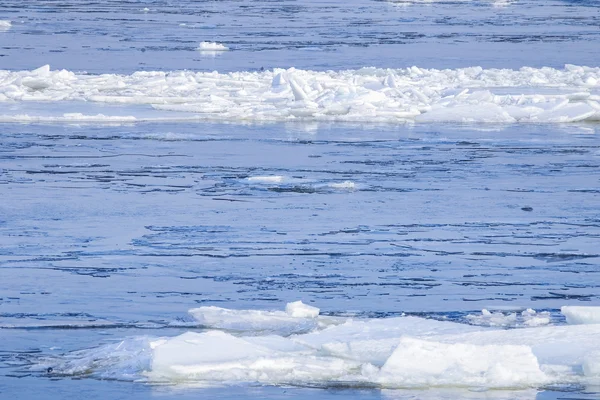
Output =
[
  {"x1": 1, "y1": 64, "x2": 599, "y2": 124},
  {"x1": 39, "y1": 302, "x2": 600, "y2": 390}
]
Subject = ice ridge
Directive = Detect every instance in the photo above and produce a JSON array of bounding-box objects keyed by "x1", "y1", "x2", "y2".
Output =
[{"x1": 1, "y1": 65, "x2": 599, "y2": 124}]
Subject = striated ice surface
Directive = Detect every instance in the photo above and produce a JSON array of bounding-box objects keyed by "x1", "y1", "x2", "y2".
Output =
[
  {"x1": 561, "y1": 306, "x2": 600, "y2": 325},
  {"x1": 1, "y1": 65, "x2": 599, "y2": 124},
  {"x1": 37, "y1": 302, "x2": 600, "y2": 390}
]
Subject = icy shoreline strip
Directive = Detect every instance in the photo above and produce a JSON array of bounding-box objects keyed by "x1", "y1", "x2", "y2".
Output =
[{"x1": 1, "y1": 64, "x2": 599, "y2": 124}]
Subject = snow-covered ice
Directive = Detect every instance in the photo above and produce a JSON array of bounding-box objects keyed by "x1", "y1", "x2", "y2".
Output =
[{"x1": 1, "y1": 65, "x2": 599, "y2": 124}]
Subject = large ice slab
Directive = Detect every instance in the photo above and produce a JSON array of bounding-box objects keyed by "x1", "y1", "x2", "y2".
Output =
[
  {"x1": 561, "y1": 306, "x2": 600, "y2": 325},
  {"x1": 377, "y1": 337, "x2": 546, "y2": 388},
  {"x1": 149, "y1": 330, "x2": 362, "y2": 384},
  {"x1": 1, "y1": 65, "x2": 599, "y2": 124}
]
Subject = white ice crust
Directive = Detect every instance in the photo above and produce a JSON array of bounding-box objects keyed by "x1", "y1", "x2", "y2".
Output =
[
  {"x1": 561, "y1": 306, "x2": 600, "y2": 325},
  {"x1": 139, "y1": 303, "x2": 600, "y2": 389},
  {"x1": 1, "y1": 64, "x2": 599, "y2": 124},
  {"x1": 0, "y1": 20, "x2": 11, "y2": 30}
]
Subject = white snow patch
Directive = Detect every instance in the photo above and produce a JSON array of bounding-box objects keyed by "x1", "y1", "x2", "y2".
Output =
[{"x1": 561, "y1": 306, "x2": 600, "y2": 325}]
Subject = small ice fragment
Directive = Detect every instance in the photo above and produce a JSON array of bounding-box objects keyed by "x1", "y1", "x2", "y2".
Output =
[
  {"x1": 329, "y1": 181, "x2": 356, "y2": 190},
  {"x1": 466, "y1": 309, "x2": 517, "y2": 327},
  {"x1": 521, "y1": 309, "x2": 550, "y2": 327},
  {"x1": 247, "y1": 175, "x2": 284, "y2": 183},
  {"x1": 285, "y1": 301, "x2": 319, "y2": 318},
  {"x1": 561, "y1": 306, "x2": 600, "y2": 325},
  {"x1": 289, "y1": 79, "x2": 308, "y2": 101},
  {"x1": 0, "y1": 20, "x2": 11, "y2": 30},
  {"x1": 197, "y1": 41, "x2": 229, "y2": 51},
  {"x1": 271, "y1": 72, "x2": 287, "y2": 88},
  {"x1": 383, "y1": 74, "x2": 397, "y2": 88},
  {"x1": 32, "y1": 64, "x2": 51, "y2": 75}
]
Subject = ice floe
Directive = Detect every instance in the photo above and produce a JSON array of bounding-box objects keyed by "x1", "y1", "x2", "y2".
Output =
[
  {"x1": 1, "y1": 65, "x2": 599, "y2": 124},
  {"x1": 37, "y1": 302, "x2": 600, "y2": 390},
  {"x1": 0, "y1": 20, "x2": 10, "y2": 31}
]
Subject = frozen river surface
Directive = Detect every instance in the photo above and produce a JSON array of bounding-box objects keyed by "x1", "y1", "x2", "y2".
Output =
[{"x1": 1, "y1": 0, "x2": 600, "y2": 399}]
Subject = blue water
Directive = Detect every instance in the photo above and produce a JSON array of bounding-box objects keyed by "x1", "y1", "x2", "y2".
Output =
[{"x1": 1, "y1": 0, "x2": 600, "y2": 399}]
